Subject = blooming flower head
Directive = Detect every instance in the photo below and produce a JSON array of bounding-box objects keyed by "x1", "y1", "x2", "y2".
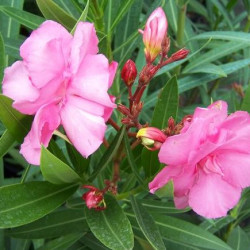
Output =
[
  {"x1": 149, "y1": 101, "x2": 250, "y2": 218},
  {"x1": 139, "y1": 7, "x2": 168, "y2": 63},
  {"x1": 2, "y1": 21, "x2": 118, "y2": 165}
]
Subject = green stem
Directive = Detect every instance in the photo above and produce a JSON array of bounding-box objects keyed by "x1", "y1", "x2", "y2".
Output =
[
  {"x1": 174, "y1": 4, "x2": 187, "y2": 75},
  {"x1": 21, "y1": 164, "x2": 31, "y2": 183},
  {"x1": 53, "y1": 130, "x2": 72, "y2": 144}
]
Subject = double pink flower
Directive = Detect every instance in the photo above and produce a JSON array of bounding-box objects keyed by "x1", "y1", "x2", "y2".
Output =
[
  {"x1": 150, "y1": 101, "x2": 250, "y2": 218},
  {"x1": 3, "y1": 21, "x2": 117, "y2": 165}
]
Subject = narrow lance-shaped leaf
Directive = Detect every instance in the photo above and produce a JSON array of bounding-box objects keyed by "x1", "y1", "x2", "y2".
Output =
[
  {"x1": 0, "y1": 181, "x2": 78, "y2": 228},
  {"x1": 40, "y1": 146, "x2": 81, "y2": 185},
  {"x1": 130, "y1": 196, "x2": 165, "y2": 250},
  {"x1": 88, "y1": 126, "x2": 126, "y2": 181},
  {"x1": 0, "y1": 95, "x2": 33, "y2": 143},
  {"x1": 0, "y1": 6, "x2": 45, "y2": 30},
  {"x1": 36, "y1": 0, "x2": 77, "y2": 31},
  {"x1": 85, "y1": 195, "x2": 134, "y2": 250},
  {"x1": 141, "y1": 76, "x2": 178, "y2": 178},
  {"x1": 0, "y1": 129, "x2": 15, "y2": 158},
  {"x1": 8, "y1": 209, "x2": 88, "y2": 239},
  {"x1": 227, "y1": 226, "x2": 250, "y2": 250},
  {"x1": 241, "y1": 84, "x2": 250, "y2": 112},
  {"x1": 70, "y1": 0, "x2": 89, "y2": 34},
  {"x1": 123, "y1": 133, "x2": 144, "y2": 185}
]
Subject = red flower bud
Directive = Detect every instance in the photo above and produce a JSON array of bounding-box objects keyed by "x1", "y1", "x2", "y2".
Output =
[
  {"x1": 121, "y1": 59, "x2": 137, "y2": 86},
  {"x1": 137, "y1": 127, "x2": 167, "y2": 151},
  {"x1": 171, "y1": 48, "x2": 189, "y2": 61},
  {"x1": 82, "y1": 185, "x2": 106, "y2": 211}
]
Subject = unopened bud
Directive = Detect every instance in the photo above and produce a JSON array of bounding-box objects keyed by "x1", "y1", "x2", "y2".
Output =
[
  {"x1": 171, "y1": 48, "x2": 189, "y2": 61},
  {"x1": 137, "y1": 127, "x2": 167, "y2": 151},
  {"x1": 121, "y1": 59, "x2": 137, "y2": 86},
  {"x1": 140, "y1": 7, "x2": 168, "y2": 63}
]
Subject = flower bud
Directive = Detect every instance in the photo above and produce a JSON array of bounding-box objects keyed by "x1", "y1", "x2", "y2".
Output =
[
  {"x1": 171, "y1": 48, "x2": 189, "y2": 61},
  {"x1": 121, "y1": 59, "x2": 137, "y2": 86},
  {"x1": 137, "y1": 127, "x2": 167, "y2": 151},
  {"x1": 140, "y1": 7, "x2": 168, "y2": 63},
  {"x1": 82, "y1": 185, "x2": 106, "y2": 211}
]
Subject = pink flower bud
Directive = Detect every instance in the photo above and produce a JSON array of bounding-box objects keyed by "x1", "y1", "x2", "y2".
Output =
[
  {"x1": 171, "y1": 48, "x2": 189, "y2": 61},
  {"x1": 140, "y1": 7, "x2": 168, "y2": 63},
  {"x1": 121, "y1": 59, "x2": 137, "y2": 86},
  {"x1": 137, "y1": 127, "x2": 167, "y2": 151},
  {"x1": 82, "y1": 185, "x2": 106, "y2": 210}
]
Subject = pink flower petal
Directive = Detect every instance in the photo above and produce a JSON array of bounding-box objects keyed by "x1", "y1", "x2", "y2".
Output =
[
  {"x1": 70, "y1": 54, "x2": 116, "y2": 109},
  {"x1": 60, "y1": 101, "x2": 107, "y2": 158},
  {"x1": 2, "y1": 61, "x2": 39, "y2": 108},
  {"x1": 20, "y1": 102, "x2": 61, "y2": 165},
  {"x1": 217, "y1": 152, "x2": 250, "y2": 188},
  {"x1": 108, "y1": 61, "x2": 118, "y2": 88},
  {"x1": 174, "y1": 195, "x2": 189, "y2": 209},
  {"x1": 20, "y1": 21, "x2": 72, "y2": 88},
  {"x1": 189, "y1": 171, "x2": 241, "y2": 218},
  {"x1": 103, "y1": 95, "x2": 116, "y2": 122},
  {"x1": 70, "y1": 22, "x2": 98, "y2": 74},
  {"x1": 149, "y1": 165, "x2": 183, "y2": 193}
]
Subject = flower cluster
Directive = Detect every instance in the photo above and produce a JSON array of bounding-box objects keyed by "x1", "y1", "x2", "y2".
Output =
[{"x1": 2, "y1": 21, "x2": 117, "y2": 165}]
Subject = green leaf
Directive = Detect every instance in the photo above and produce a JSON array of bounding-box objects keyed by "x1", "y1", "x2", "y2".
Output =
[
  {"x1": 85, "y1": 195, "x2": 134, "y2": 250},
  {"x1": 151, "y1": 76, "x2": 179, "y2": 128},
  {"x1": 241, "y1": 84, "x2": 250, "y2": 112},
  {"x1": 186, "y1": 63, "x2": 227, "y2": 77},
  {"x1": 109, "y1": 0, "x2": 135, "y2": 33},
  {"x1": 153, "y1": 215, "x2": 232, "y2": 250},
  {"x1": 127, "y1": 211, "x2": 232, "y2": 250},
  {"x1": 155, "y1": 180, "x2": 174, "y2": 198},
  {"x1": 0, "y1": 32, "x2": 4, "y2": 83},
  {"x1": 179, "y1": 58, "x2": 250, "y2": 93},
  {"x1": 40, "y1": 146, "x2": 81, "y2": 185},
  {"x1": 81, "y1": 233, "x2": 109, "y2": 250},
  {"x1": 70, "y1": 0, "x2": 89, "y2": 34},
  {"x1": 123, "y1": 133, "x2": 144, "y2": 185},
  {"x1": 0, "y1": 129, "x2": 15, "y2": 158},
  {"x1": 36, "y1": 0, "x2": 77, "y2": 31},
  {"x1": 125, "y1": 198, "x2": 190, "y2": 214},
  {"x1": 88, "y1": 126, "x2": 125, "y2": 181},
  {"x1": 66, "y1": 143, "x2": 90, "y2": 175},
  {"x1": 0, "y1": 95, "x2": 33, "y2": 143},
  {"x1": 183, "y1": 41, "x2": 249, "y2": 73},
  {"x1": 199, "y1": 216, "x2": 234, "y2": 234},
  {"x1": 130, "y1": 196, "x2": 165, "y2": 250},
  {"x1": 4, "y1": 36, "x2": 23, "y2": 59},
  {"x1": 37, "y1": 233, "x2": 82, "y2": 250},
  {"x1": 0, "y1": 181, "x2": 78, "y2": 228},
  {"x1": 8, "y1": 209, "x2": 88, "y2": 239},
  {"x1": 189, "y1": 31, "x2": 250, "y2": 43},
  {"x1": 227, "y1": 226, "x2": 250, "y2": 250},
  {"x1": 0, "y1": 6, "x2": 45, "y2": 30},
  {"x1": 141, "y1": 76, "x2": 178, "y2": 178}
]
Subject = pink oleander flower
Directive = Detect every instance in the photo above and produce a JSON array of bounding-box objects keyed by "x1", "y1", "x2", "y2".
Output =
[
  {"x1": 2, "y1": 21, "x2": 118, "y2": 165},
  {"x1": 137, "y1": 127, "x2": 167, "y2": 151},
  {"x1": 139, "y1": 7, "x2": 168, "y2": 63},
  {"x1": 149, "y1": 101, "x2": 250, "y2": 218}
]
